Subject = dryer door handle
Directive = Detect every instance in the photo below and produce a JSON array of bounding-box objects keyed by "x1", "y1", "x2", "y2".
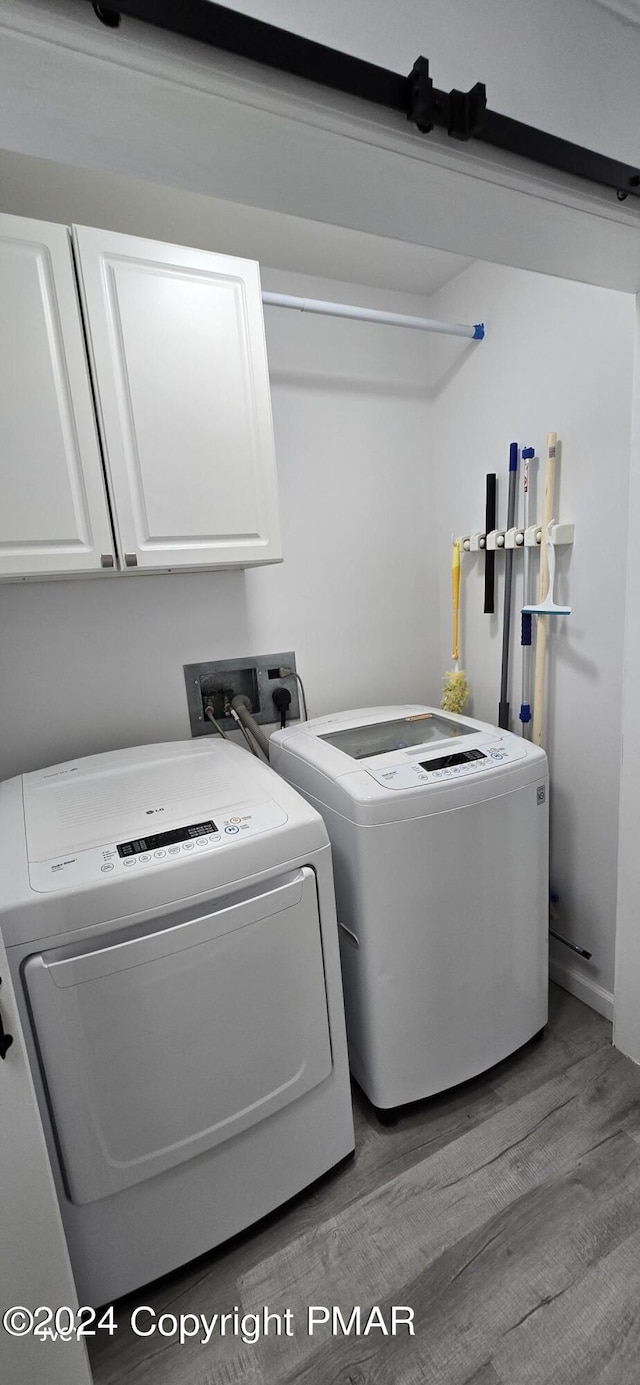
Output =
[{"x1": 0, "y1": 978, "x2": 14, "y2": 1060}]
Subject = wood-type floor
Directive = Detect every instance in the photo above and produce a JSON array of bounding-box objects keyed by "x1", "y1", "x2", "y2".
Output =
[{"x1": 89, "y1": 985, "x2": 640, "y2": 1385}]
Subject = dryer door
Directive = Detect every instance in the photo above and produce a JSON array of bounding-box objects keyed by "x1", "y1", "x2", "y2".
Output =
[{"x1": 24, "y1": 867, "x2": 332, "y2": 1204}]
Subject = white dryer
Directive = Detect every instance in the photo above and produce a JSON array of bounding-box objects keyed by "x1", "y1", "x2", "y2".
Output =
[
  {"x1": 0, "y1": 738, "x2": 353, "y2": 1305},
  {"x1": 271, "y1": 705, "x2": 549, "y2": 1110}
]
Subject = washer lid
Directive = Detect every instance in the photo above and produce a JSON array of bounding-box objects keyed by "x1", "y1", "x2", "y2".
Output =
[
  {"x1": 270, "y1": 706, "x2": 546, "y2": 823},
  {"x1": 22, "y1": 740, "x2": 271, "y2": 861},
  {"x1": 319, "y1": 711, "x2": 473, "y2": 761}
]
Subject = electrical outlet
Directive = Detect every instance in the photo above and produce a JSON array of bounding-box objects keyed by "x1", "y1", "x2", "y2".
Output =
[{"x1": 184, "y1": 652, "x2": 299, "y2": 737}]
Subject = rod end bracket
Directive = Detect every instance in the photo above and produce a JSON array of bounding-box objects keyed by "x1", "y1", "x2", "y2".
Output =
[{"x1": 92, "y1": 4, "x2": 121, "y2": 27}]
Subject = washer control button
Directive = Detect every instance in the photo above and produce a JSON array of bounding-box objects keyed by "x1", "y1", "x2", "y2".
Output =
[
  {"x1": 139, "y1": 853, "x2": 151, "y2": 862},
  {"x1": 154, "y1": 849, "x2": 166, "y2": 858},
  {"x1": 225, "y1": 824, "x2": 240, "y2": 835},
  {"x1": 182, "y1": 842, "x2": 195, "y2": 851},
  {"x1": 167, "y1": 846, "x2": 181, "y2": 855},
  {"x1": 101, "y1": 863, "x2": 114, "y2": 872}
]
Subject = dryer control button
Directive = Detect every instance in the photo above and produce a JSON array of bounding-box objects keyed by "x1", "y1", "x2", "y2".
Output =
[{"x1": 225, "y1": 825, "x2": 240, "y2": 835}]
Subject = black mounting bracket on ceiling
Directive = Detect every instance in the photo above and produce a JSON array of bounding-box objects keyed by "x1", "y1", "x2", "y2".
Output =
[
  {"x1": 88, "y1": 0, "x2": 640, "y2": 204},
  {"x1": 408, "y1": 57, "x2": 487, "y2": 142}
]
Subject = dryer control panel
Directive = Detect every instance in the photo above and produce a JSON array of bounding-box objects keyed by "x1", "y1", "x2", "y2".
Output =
[
  {"x1": 364, "y1": 735, "x2": 527, "y2": 790},
  {"x1": 28, "y1": 800, "x2": 288, "y2": 893}
]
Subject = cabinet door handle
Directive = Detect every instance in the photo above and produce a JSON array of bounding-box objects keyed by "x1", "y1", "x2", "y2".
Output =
[{"x1": 0, "y1": 978, "x2": 14, "y2": 1060}]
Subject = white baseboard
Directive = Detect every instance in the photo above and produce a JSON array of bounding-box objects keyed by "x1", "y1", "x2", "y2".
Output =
[{"x1": 550, "y1": 957, "x2": 614, "y2": 1022}]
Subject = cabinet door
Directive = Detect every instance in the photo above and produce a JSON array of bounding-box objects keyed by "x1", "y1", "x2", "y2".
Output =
[
  {"x1": 0, "y1": 214, "x2": 116, "y2": 577},
  {"x1": 73, "y1": 226, "x2": 282, "y2": 570}
]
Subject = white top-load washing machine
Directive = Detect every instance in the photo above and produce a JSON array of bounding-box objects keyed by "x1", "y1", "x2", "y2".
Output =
[
  {"x1": 271, "y1": 705, "x2": 549, "y2": 1110},
  {"x1": 0, "y1": 738, "x2": 353, "y2": 1306}
]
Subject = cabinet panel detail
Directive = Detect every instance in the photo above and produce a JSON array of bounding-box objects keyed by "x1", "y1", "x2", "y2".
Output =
[
  {"x1": 73, "y1": 227, "x2": 282, "y2": 570},
  {"x1": 0, "y1": 215, "x2": 115, "y2": 577}
]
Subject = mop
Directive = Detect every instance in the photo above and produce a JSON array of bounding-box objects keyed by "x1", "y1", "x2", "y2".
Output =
[
  {"x1": 522, "y1": 433, "x2": 570, "y2": 746},
  {"x1": 519, "y1": 446, "x2": 535, "y2": 733},
  {"x1": 442, "y1": 539, "x2": 469, "y2": 713},
  {"x1": 522, "y1": 435, "x2": 578, "y2": 955}
]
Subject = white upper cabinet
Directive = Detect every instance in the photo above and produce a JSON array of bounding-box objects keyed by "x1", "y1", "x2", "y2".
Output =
[
  {"x1": 0, "y1": 214, "x2": 115, "y2": 577},
  {"x1": 72, "y1": 226, "x2": 282, "y2": 571}
]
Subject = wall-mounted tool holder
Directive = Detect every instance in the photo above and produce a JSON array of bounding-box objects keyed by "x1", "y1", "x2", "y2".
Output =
[
  {"x1": 456, "y1": 436, "x2": 573, "y2": 744},
  {"x1": 457, "y1": 523, "x2": 575, "y2": 552}
]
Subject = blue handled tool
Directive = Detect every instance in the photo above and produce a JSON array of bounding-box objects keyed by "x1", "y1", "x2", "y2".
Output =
[
  {"x1": 519, "y1": 447, "x2": 535, "y2": 732},
  {"x1": 498, "y1": 443, "x2": 519, "y2": 730}
]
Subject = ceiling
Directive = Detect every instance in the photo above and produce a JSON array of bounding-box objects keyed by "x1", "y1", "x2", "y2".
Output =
[{"x1": 0, "y1": 149, "x2": 472, "y2": 299}]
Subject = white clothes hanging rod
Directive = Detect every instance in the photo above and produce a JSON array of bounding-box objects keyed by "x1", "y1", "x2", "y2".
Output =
[{"x1": 261, "y1": 292, "x2": 485, "y2": 340}]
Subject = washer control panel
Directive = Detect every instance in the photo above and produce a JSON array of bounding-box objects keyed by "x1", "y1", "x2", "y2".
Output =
[
  {"x1": 365, "y1": 735, "x2": 527, "y2": 789},
  {"x1": 28, "y1": 800, "x2": 287, "y2": 893}
]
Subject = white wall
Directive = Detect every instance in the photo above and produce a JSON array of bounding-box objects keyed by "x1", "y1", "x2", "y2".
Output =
[
  {"x1": 614, "y1": 297, "x2": 640, "y2": 1059},
  {"x1": 0, "y1": 263, "x2": 437, "y2": 781},
  {"x1": 248, "y1": 268, "x2": 439, "y2": 716},
  {"x1": 429, "y1": 261, "x2": 635, "y2": 1008}
]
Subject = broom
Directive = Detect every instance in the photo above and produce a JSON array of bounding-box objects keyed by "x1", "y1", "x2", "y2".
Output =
[{"x1": 442, "y1": 539, "x2": 469, "y2": 714}]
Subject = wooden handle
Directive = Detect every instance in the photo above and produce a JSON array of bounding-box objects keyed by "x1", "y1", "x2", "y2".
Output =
[
  {"x1": 451, "y1": 542, "x2": 461, "y2": 660},
  {"x1": 538, "y1": 432, "x2": 557, "y2": 604},
  {"x1": 532, "y1": 433, "x2": 557, "y2": 746},
  {"x1": 532, "y1": 615, "x2": 547, "y2": 746}
]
